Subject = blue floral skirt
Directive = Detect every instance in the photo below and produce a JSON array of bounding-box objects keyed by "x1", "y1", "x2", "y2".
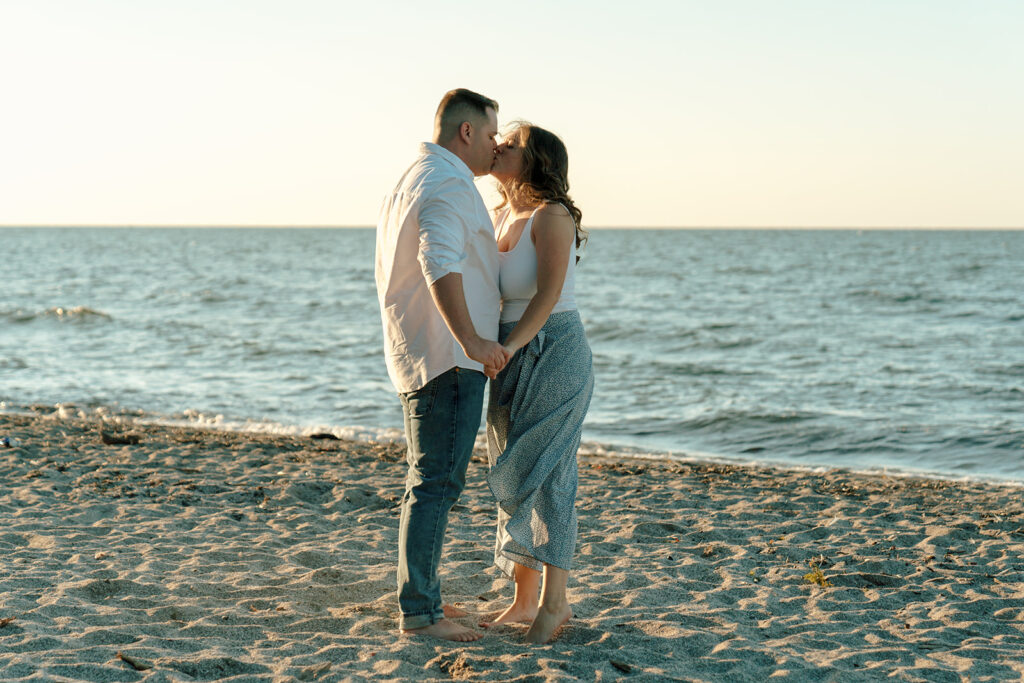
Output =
[{"x1": 486, "y1": 310, "x2": 594, "y2": 576}]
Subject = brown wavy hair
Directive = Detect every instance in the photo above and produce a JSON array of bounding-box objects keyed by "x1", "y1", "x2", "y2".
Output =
[{"x1": 496, "y1": 122, "x2": 587, "y2": 258}]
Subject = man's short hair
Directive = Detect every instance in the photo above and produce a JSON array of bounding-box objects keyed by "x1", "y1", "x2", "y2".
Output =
[{"x1": 434, "y1": 88, "x2": 499, "y2": 143}]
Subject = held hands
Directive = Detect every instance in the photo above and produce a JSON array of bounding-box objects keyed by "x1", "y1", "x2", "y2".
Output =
[
  {"x1": 464, "y1": 335, "x2": 512, "y2": 380},
  {"x1": 484, "y1": 344, "x2": 520, "y2": 379}
]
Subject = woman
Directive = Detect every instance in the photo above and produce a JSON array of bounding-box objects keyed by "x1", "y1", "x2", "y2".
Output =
[{"x1": 481, "y1": 122, "x2": 594, "y2": 644}]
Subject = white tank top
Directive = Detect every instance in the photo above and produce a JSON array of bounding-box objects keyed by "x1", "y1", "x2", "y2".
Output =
[{"x1": 495, "y1": 204, "x2": 577, "y2": 323}]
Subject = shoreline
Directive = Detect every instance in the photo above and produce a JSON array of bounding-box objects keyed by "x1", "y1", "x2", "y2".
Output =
[
  {"x1": 4, "y1": 404, "x2": 1021, "y2": 489},
  {"x1": 2, "y1": 412, "x2": 1023, "y2": 681}
]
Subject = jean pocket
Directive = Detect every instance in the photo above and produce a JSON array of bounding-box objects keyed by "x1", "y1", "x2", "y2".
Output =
[{"x1": 400, "y1": 378, "x2": 438, "y2": 418}]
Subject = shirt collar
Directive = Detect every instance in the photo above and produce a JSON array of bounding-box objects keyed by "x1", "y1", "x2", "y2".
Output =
[{"x1": 419, "y1": 142, "x2": 473, "y2": 180}]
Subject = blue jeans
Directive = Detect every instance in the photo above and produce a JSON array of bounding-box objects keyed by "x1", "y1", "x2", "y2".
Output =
[{"x1": 397, "y1": 366, "x2": 486, "y2": 629}]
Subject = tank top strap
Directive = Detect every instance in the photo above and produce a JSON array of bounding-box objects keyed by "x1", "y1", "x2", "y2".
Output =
[
  {"x1": 495, "y1": 206, "x2": 512, "y2": 229},
  {"x1": 521, "y1": 205, "x2": 543, "y2": 239},
  {"x1": 493, "y1": 206, "x2": 513, "y2": 242}
]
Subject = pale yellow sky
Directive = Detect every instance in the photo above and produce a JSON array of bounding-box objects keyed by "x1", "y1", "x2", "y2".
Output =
[{"x1": 2, "y1": 1, "x2": 1022, "y2": 227}]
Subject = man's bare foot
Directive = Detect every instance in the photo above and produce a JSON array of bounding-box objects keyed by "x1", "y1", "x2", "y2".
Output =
[
  {"x1": 401, "y1": 618, "x2": 482, "y2": 642},
  {"x1": 479, "y1": 602, "x2": 538, "y2": 628},
  {"x1": 443, "y1": 604, "x2": 468, "y2": 618},
  {"x1": 524, "y1": 603, "x2": 572, "y2": 644}
]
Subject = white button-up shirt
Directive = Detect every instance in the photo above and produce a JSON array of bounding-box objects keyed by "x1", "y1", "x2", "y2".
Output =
[{"x1": 375, "y1": 143, "x2": 501, "y2": 394}]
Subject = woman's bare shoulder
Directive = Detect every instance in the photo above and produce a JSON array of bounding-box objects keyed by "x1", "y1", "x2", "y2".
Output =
[
  {"x1": 531, "y1": 203, "x2": 575, "y2": 245},
  {"x1": 534, "y1": 203, "x2": 574, "y2": 231},
  {"x1": 538, "y1": 202, "x2": 571, "y2": 219}
]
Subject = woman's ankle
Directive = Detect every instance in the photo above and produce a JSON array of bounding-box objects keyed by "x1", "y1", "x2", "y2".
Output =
[
  {"x1": 512, "y1": 597, "x2": 539, "y2": 611},
  {"x1": 538, "y1": 597, "x2": 569, "y2": 614}
]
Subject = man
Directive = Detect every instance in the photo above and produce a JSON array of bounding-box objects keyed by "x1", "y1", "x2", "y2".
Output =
[{"x1": 375, "y1": 88, "x2": 509, "y2": 642}]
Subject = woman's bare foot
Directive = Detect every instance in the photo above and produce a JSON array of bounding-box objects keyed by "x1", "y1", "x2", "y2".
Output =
[
  {"x1": 479, "y1": 601, "x2": 538, "y2": 628},
  {"x1": 401, "y1": 618, "x2": 482, "y2": 642},
  {"x1": 443, "y1": 604, "x2": 469, "y2": 618},
  {"x1": 524, "y1": 603, "x2": 572, "y2": 644}
]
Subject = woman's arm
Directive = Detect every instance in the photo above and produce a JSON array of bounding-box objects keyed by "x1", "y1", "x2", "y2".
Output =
[{"x1": 501, "y1": 204, "x2": 576, "y2": 353}]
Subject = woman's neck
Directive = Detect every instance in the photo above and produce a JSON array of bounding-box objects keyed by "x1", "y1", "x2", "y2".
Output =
[
  {"x1": 504, "y1": 195, "x2": 538, "y2": 215},
  {"x1": 498, "y1": 181, "x2": 540, "y2": 215},
  {"x1": 509, "y1": 204, "x2": 536, "y2": 217}
]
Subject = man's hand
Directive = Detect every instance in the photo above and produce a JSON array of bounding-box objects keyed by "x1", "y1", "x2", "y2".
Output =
[
  {"x1": 427, "y1": 274, "x2": 510, "y2": 379},
  {"x1": 464, "y1": 336, "x2": 510, "y2": 379}
]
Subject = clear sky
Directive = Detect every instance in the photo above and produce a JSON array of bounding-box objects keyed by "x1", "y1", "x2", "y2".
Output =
[{"x1": 2, "y1": 0, "x2": 1022, "y2": 227}]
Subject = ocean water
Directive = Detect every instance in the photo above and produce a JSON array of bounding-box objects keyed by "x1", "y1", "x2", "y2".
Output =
[{"x1": 2, "y1": 227, "x2": 1022, "y2": 480}]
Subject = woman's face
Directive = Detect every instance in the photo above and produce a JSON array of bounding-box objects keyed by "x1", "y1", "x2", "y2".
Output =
[{"x1": 490, "y1": 130, "x2": 526, "y2": 182}]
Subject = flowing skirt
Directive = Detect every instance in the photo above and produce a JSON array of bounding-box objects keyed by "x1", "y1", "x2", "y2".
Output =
[{"x1": 486, "y1": 310, "x2": 594, "y2": 576}]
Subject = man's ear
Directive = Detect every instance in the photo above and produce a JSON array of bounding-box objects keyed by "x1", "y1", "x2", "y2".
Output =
[{"x1": 459, "y1": 121, "x2": 472, "y2": 144}]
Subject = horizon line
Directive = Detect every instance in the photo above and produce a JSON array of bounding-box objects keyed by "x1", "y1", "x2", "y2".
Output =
[{"x1": 2, "y1": 224, "x2": 1023, "y2": 231}]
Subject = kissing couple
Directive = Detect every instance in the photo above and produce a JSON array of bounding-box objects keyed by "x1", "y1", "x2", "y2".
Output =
[{"x1": 375, "y1": 88, "x2": 594, "y2": 643}]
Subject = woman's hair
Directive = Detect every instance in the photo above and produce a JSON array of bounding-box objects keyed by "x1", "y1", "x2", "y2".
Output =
[{"x1": 496, "y1": 122, "x2": 587, "y2": 257}]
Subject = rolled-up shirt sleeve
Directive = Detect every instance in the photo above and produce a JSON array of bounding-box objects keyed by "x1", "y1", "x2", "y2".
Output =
[{"x1": 417, "y1": 181, "x2": 472, "y2": 287}]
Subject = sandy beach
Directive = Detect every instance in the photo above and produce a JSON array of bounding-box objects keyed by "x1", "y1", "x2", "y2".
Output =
[{"x1": 1, "y1": 411, "x2": 1022, "y2": 682}]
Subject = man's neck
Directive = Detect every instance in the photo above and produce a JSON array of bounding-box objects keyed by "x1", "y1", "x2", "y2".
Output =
[{"x1": 433, "y1": 139, "x2": 472, "y2": 172}]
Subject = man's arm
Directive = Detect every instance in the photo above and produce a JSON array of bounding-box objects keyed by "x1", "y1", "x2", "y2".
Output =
[
  {"x1": 430, "y1": 273, "x2": 509, "y2": 378},
  {"x1": 418, "y1": 185, "x2": 509, "y2": 377}
]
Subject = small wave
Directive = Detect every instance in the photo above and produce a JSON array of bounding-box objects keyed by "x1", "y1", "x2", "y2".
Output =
[
  {"x1": 712, "y1": 336, "x2": 760, "y2": 350},
  {"x1": 973, "y1": 363, "x2": 1024, "y2": 378},
  {"x1": 576, "y1": 439, "x2": 1024, "y2": 487},
  {"x1": 585, "y1": 322, "x2": 653, "y2": 342},
  {"x1": 846, "y1": 288, "x2": 956, "y2": 307},
  {"x1": 648, "y1": 359, "x2": 755, "y2": 376},
  {"x1": 41, "y1": 306, "x2": 113, "y2": 321},
  {"x1": 1002, "y1": 363, "x2": 1024, "y2": 377},
  {"x1": 847, "y1": 288, "x2": 913, "y2": 301},
  {"x1": 1, "y1": 403, "x2": 408, "y2": 443},
  {"x1": 951, "y1": 263, "x2": 985, "y2": 276},
  {"x1": 3, "y1": 306, "x2": 113, "y2": 324},
  {"x1": 881, "y1": 363, "x2": 916, "y2": 374},
  {"x1": 2, "y1": 308, "x2": 40, "y2": 324},
  {"x1": 196, "y1": 290, "x2": 228, "y2": 303},
  {"x1": 714, "y1": 266, "x2": 774, "y2": 276},
  {"x1": 171, "y1": 409, "x2": 408, "y2": 442},
  {"x1": 618, "y1": 408, "x2": 818, "y2": 436}
]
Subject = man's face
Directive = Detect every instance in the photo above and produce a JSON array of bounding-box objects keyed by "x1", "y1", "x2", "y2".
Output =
[
  {"x1": 469, "y1": 107, "x2": 499, "y2": 176},
  {"x1": 490, "y1": 130, "x2": 525, "y2": 182}
]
